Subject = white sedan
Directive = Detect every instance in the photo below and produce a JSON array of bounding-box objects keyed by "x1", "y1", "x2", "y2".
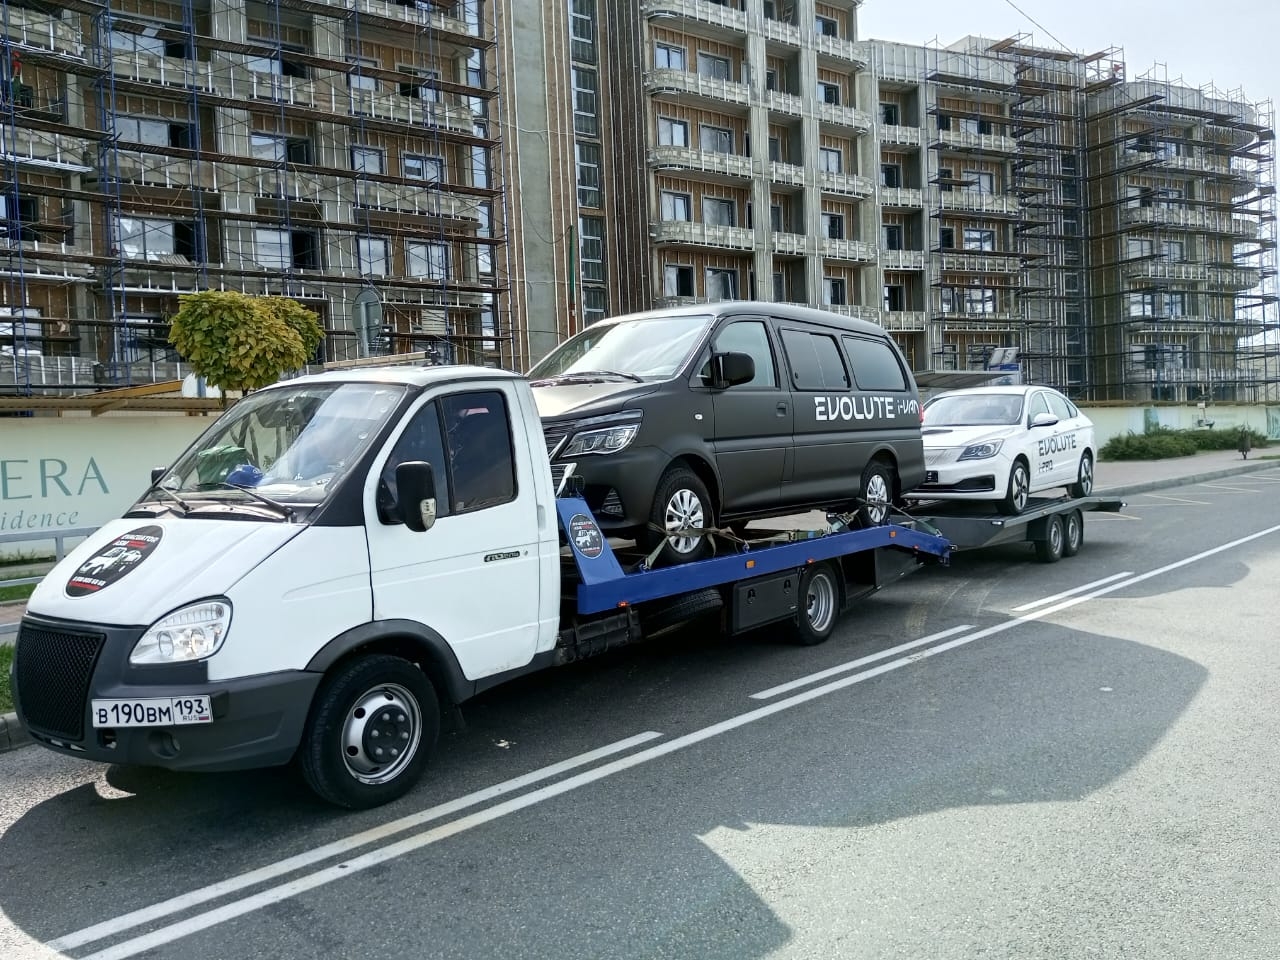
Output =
[{"x1": 907, "y1": 385, "x2": 1096, "y2": 515}]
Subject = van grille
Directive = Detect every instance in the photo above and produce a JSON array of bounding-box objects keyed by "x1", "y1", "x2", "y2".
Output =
[
  {"x1": 13, "y1": 623, "x2": 105, "y2": 741},
  {"x1": 542, "y1": 423, "x2": 571, "y2": 458}
]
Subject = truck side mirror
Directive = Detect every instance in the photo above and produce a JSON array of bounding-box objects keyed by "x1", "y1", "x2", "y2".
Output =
[
  {"x1": 395, "y1": 461, "x2": 438, "y2": 532},
  {"x1": 151, "y1": 467, "x2": 166, "y2": 484},
  {"x1": 710, "y1": 351, "x2": 756, "y2": 389}
]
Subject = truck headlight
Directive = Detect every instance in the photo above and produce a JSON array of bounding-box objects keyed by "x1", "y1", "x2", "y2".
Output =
[
  {"x1": 562, "y1": 418, "x2": 641, "y2": 457},
  {"x1": 131, "y1": 600, "x2": 232, "y2": 665},
  {"x1": 958, "y1": 440, "x2": 1004, "y2": 461}
]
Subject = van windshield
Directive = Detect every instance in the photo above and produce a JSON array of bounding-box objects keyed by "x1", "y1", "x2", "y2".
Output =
[
  {"x1": 528, "y1": 314, "x2": 712, "y2": 382},
  {"x1": 924, "y1": 393, "x2": 1025, "y2": 427},
  {"x1": 148, "y1": 382, "x2": 407, "y2": 511}
]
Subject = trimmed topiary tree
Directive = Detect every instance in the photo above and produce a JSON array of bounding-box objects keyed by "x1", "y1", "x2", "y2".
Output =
[{"x1": 167, "y1": 291, "x2": 323, "y2": 403}]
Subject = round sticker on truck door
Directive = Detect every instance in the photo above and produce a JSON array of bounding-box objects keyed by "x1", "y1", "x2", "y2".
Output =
[
  {"x1": 568, "y1": 514, "x2": 604, "y2": 559},
  {"x1": 66, "y1": 525, "x2": 164, "y2": 597}
]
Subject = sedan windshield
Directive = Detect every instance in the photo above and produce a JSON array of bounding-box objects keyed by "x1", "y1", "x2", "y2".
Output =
[
  {"x1": 528, "y1": 313, "x2": 712, "y2": 381},
  {"x1": 148, "y1": 382, "x2": 407, "y2": 511},
  {"x1": 925, "y1": 393, "x2": 1025, "y2": 427}
]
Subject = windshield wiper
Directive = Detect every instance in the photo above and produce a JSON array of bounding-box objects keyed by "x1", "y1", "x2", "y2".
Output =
[
  {"x1": 573, "y1": 369, "x2": 644, "y2": 382},
  {"x1": 140, "y1": 480, "x2": 192, "y2": 516},
  {"x1": 533, "y1": 370, "x2": 644, "y2": 386},
  {"x1": 219, "y1": 482, "x2": 296, "y2": 521}
]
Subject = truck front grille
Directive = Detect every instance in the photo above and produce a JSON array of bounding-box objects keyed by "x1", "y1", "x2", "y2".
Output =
[{"x1": 13, "y1": 623, "x2": 105, "y2": 741}]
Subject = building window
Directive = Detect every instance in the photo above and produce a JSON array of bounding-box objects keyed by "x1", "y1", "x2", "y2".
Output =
[
  {"x1": 115, "y1": 216, "x2": 195, "y2": 260},
  {"x1": 661, "y1": 191, "x2": 692, "y2": 221},
  {"x1": 576, "y1": 141, "x2": 601, "y2": 207},
  {"x1": 817, "y1": 82, "x2": 840, "y2": 105},
  {"x1": 408, "y1": 240, "x2": 449, "y2": 280},
  {"x1": 1163, "y1": 239, "x2": 1185, "y2": 261},
  {"x1": 111, "y1": 28, "x2": 189, "y2": 58},
  {"x1": 880, "y1": 102, "x2": 900, "y2": 126},
  {"x1": 938, "y1": 166, "x2": 954, "y2": 192},
  {"x1": 705, "y1": 268, "x2": 739, "y2": 300},
  {"x1": 823, "y1": 277, "x2": 847, "y2": 306},
  {"x1": 465, "y1": 50, "x2": 485, "y2": 87},
  {"x1": 822, "y1": 212, "x2": 845, "y2": 240},
  {"x1": 768, "y1": 137, "x2": 781, "y2": 162},
  {"x1": 570, "y1": 0, "x2": 596, "y2": 62},
  {"x1": 819, "y1": 148, "x2": 843, "y2": 173},
  {"x1": 1167, "y1": 293, "x2": 1187, "y2": 317},
  {"x1": 358, "y1": 236, "x2": 389, "y2": 276},
  {"x1": 1126, "y1": 292, "x2": 1156, "y2": 317},
  {"x1": 881, "y1": 224, "x2": 903, "y2": 250},
  {"x1": 664, "y1": 264, "x2": 695, "y2": 297},
  {"x1": 963, "y1": 228, "x2": 995, "y2": 252},
  {"x1": 702, "y1": 196, "x2": 736, "y2": 227},
  {"x1": 770, "y1": 204, "x2": 785, "y2": 232},
  {"x1": 404, "y1": 153, "x2": 443, "y2": 182},
  {"x1": 963, "y1": 171, "x2": 995, "y2": 194},
  {"x1": 697, "y1": 52, "x2": 731, "y2": 80},
  {"x1": 580, "y1": 286, "x2": 608, "y2": 325},
  {"x1": 772, "y1": 272, "x2": 786, "y2": 300},
  {"x1": 250, "y1": 133, "x2": 287, "y2": 163},
  {"x1": 118, "y1": 115, "x2": 180, "y2": 148},
  {"x1": 579, "y1": 215, "x2": 604, "y2": 282},
  {"x1": 883, "y1": 284, "x2": 904, "y2": 312},
  {"x1": 939, "y1": 227, "x2": 955, "y2": 249},
  {"x1": 936, "y1": 113, "x2": 952, "y2": 131},
  {"x1": 348, "y1": 58, "x2": 378, "y2": 91},
  {"x1": 351, "y1": 146, "x2": 384, "y2": 174},
  {"x1": 959, "y1": 117, "x2": 994, "y2": 136},
  {"x1": 471, "y1": 123, "x2": 490, "y2": 188},
  {"x1": 572, "y1": 67, "x2": 598, "y2": 136},
  {"x1": 398, "y1": 67, "x2": 440, "y2": 102},
  {"x1": 815, "y1": 15, "x2": 838, "y2": 37},
  {"x1": 765, "y1": 69, "x2": 778, "y2": 91},
  {"x1": 880, "y1": 163, "x2": 901, "y2": 188},
  {"x1": 658, "y1": 117, "x2": 689, "y2": 147},
  {"x1": 1127, "y1": 238, "x2": 1154, "y2": 260},
  {"x1": 246, "y1": 49, "x2": 308, "y2": 79},
  {"x1": 964, "y1": 288, "x2": 996, "y2": 315},
  {"x1": 253, "y1": 228, "x2": 291, "y2": 269},
  {"x1": 699, "y1": 124, "x2": 734, "y2": 154},
  {"x1": 654, "y1": 42, "x2": 685, "y2": 70}
]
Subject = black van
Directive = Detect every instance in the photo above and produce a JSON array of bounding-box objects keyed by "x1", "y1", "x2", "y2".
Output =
[{"x1": 528, "y1": 302, "x2": 925, "y2": 564}]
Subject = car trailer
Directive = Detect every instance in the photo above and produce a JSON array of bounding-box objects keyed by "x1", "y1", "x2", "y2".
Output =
[{"x1": 900, "y1": 495, "x2": 1126, "y2": 564}]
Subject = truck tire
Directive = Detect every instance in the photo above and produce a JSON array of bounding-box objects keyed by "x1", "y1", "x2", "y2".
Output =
[
  {"x1": 1063, "y1": 509, "x2": 1084, "y2": 557},
  {"x1": 787, "y1": 562, "x2": 841, "y2": 646},
  {"x1": 1034, "y1": 514, "x2": 1066, "y2": 564},
  {"x1": 641, "y1": 587, "x2": 724, "y2": 638},
  {"x1": 1068, "y1": 452, "x2": 1094, "y2": 499},
  {"x1": 299, "y1": 654, "x2": 440, "y2": 809},
  {"x1": 643, "y1": 464, "x2": 715, "y2": 565},
  {"x1": 998, "y1": 459, "x2": 1031, "y2": 516},
  {"x1": 856, "y1": 461, "x2": 895, "y2": 528}
]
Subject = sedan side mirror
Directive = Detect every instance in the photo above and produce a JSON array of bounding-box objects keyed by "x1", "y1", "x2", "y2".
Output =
[
  {"x1": 395, "y1": 461, "x2": 438, "y2": 532},
  {"x1": 1030, "y1": 412, "x2": 1059, "y2": 429},
  {"x1": 709, "y1": 351, "x2": 756, "y2": 389}
]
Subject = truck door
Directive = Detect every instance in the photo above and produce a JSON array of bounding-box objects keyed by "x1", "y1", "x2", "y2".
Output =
[{"x1": 365, "y1": 384, "x2": 543, "y2": 680}]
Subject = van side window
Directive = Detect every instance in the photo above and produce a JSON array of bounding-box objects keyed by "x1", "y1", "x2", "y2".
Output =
[
  {"x1": 713, "y1": 320, "x2": 777, "y2": 388},
  {"x1": 780, "y1": 329, "x2": 849, "y2": 390},
  {"x1": 843, "y1": 335, "x2": 908, "y2": 391},
  {"x1": 440, "y1": 391, "x2": 517, "y2": 513},
  {"x1": 380, "y1": 401, "x2": 451, "y2": 522}
]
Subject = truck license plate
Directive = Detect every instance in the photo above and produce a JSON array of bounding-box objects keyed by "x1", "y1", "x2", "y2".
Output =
[{"x1": 91, "y1": 696, "x2": 212, "y2": 728}]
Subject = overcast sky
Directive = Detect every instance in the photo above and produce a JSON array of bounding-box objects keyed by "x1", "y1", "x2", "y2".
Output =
[{"x1": 860, "y1": 0, "x2": 1280, "y2": 111}]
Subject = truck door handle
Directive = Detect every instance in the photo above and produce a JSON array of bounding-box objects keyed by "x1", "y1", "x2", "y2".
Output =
[{"x1": 776, "y1": 402, "x2": 788, "y2": 416}]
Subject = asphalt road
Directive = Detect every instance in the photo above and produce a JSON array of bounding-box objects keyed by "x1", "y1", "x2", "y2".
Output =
[{"x1": 2, "y1": 471, "x2": 1279, "y2": 960}]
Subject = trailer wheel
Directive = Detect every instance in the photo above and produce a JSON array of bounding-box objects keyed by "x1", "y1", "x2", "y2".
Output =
[
  {"x1": 299, "y1": 654, "x2": 440, "y2": 809},
  {"x1": 1034, "y1": 514, "x2": 1066, "y2": 564},
  {"x1": 1063, "y1": 509, "x2": 1084, "y2": 557},
  {"x1": 788, "y1": 563, "x2": 841, "y2": 646}
]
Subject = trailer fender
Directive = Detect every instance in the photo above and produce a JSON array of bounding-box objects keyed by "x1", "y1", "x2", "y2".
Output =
[{"x1": 306, "y1": 619, "x2": 474, "y2": 706}]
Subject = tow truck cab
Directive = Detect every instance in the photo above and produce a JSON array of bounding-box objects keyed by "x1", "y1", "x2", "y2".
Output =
[{"x1": 10, "y1": 365, "x2": 952, "y2": 809}]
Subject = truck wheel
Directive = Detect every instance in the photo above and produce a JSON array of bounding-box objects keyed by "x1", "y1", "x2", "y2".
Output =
[
  {"x1": 641, "y1": 587, "x2": 724, "y2": 638},
  {"x1": 856, "y1": 461, "x2": 895, "y2": 527},
  {"x1": 1063, "y1": 509, "x2": 1084, "y2": 557},
  {"x1": 1034, "y1": 514, "x2": 1065, "y2": 564},
  {"x1": 299, "y1": 654, "x2": 440, "y2": 809},
  {"x1": 1068, "y1": 452, "x2": 1094, "y2": 499},
  {"x1": 787, "y1": 563, "x2": 841, "y2": 646},
  {"x1": 998, "y1": 459, "x2": 1031, "y2": 516},
  {"x1": 644, "y1": 465, "x2": 714, "y2": 565}
]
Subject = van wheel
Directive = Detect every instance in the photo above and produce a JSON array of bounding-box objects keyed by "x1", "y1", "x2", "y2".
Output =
[
  {"x1": 856, "y1": 461, "x2": 895, "y2": 527},
  {"x1": 298, "y1": 654, "x2": 440, "y2": 809},
  {"x1": 998, "y1": 459, "x2": 1031, "y2": 516},
  {"x1": 643, "y1": 465, "x2": 714, "y2": 565},
  {"x1": 787, "y1": 563, "x2": 841, "y2": 646}
]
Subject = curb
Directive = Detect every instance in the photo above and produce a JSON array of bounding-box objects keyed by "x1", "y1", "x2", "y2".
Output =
[
  {"x1": 1097, "y1": 458, "x2": 1280, "y2": 498},
  {"x1": 1, "y1": 710, "x2": 31, "y2": 755}
]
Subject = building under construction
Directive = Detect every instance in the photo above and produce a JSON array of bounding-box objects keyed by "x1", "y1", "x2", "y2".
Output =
[{"x1": 0, "y1": 0, "x2": 507, "y2": 395}]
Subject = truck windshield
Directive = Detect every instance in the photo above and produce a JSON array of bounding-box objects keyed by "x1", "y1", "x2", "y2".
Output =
[
  {"x1": 528, "y1": 313, "x2": 711, "y2": 382},
  {"x1": 924, "y1": 393, "x2": 1025, "y2": 427},
  {"x1": 150, "y1": 382, "x2": 407, "y2": 509}
]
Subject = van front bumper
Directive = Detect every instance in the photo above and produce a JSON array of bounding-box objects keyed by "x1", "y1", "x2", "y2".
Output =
[{"x1": 12, "y1": 615, "x2": 320, "y2": 772}]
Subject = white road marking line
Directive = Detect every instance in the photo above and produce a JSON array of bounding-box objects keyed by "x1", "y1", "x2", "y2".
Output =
[
  {"x1": 1197, "y1": 482, "x2": 1260, "y2": 493},
  {"x1": 48, "y1": 731, "x2": 664, "y2": 953},
  {"x1": 1011, "y1": 572, "x2": 1135, "y2": 612},
  {"x1": 62, "y1": 521, "x2": 1280, "y2": 960},
  {"x1": 748, "y1": 625, "x2": 975, "y2": 700},
  {"x1": 1144, "y1": 493, "x2": 1211, "y2": 505}
]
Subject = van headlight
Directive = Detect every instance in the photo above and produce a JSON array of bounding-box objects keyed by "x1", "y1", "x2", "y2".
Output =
[
  {"x1": 131, "y1": 600, "x2": 232, "y2": 664},
  {"x1": 561, "y1": 412, "x2": 643, "y2": 457},
  {"x1": 958, "y1": 440, "x2": 1004, "y2": 461}
]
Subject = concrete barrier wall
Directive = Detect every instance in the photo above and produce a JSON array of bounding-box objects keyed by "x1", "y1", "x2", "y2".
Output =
[{"x1": 1081, "y1": 404, "x2": 1275, "y2": 447}]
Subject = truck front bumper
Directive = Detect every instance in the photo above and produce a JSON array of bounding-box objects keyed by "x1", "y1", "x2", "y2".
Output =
[{"x1": 12, "y1": 615, "x2": 319, "y2": 773}]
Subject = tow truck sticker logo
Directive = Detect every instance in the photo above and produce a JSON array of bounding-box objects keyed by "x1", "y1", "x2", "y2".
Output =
[
  {"x1": 66, "y1": 525, "x2": 163, "y2": 598},
  {"x1": 569, "y1": 513, "x2": 604, "y2": 559},
  {"x1": 814, "y1": 395, "x2": 916, "y2": 422}
]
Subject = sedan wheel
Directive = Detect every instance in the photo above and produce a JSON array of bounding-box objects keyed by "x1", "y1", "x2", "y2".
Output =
[
  {"x1": 1069, "y1": 452, "x2": 1094, "y2": 499},
  {"x1": 998, "y1": 460, "x2": 1030, "y2": 516}
]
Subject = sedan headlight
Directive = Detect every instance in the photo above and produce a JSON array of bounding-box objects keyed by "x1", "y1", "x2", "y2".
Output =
[
  {"x1": 958, "y1": 440, "x2": 1004, "y2": 461},
  {"x1": 562, "y1": 421, "x2": 640, "y2": 457},
  {"x1": 131, "y1": 600, "x2": 232, "y2": 665}
]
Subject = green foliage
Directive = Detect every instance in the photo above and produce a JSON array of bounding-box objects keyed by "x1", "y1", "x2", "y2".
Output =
[
  {"x1": 168, "y1": 291, "x2": 322, "y2": 395},
  {"x1": 1101, "y1": 425, "x2": 1269, "y2": 461},
  {"x1": 0, "y1": 643, "x2": 12, "y2": 713}
]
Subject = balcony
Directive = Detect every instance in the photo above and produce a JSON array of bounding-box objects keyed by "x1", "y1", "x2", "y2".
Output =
[
  {"x1": 939, "y1": 252, "x2": 1021, "y2": 274},
  {"x1": 937, "y1": 130, "x2": 1019, "y2": 155},
  {"x1": 97, "y1": 151, "x2": 221, "y2": 191},
  {"x1": 880, "y1": 186, "x2": 924, "y2": 208},
  {"x1": 1, "y1": 6, "x2": 82, "y2": 57},
  {"x1": 1121, "y1": 206, "x2": 1261, "y2": 238},
  {"x1": 880, "y1": 310, "x2": 929, "y2": 331},
  {"x1": 649, "y1": 145, "x2": 753, "y2": 180},
  {"x1": 816, "y1": 102, "x2": 873, "y2": 133},
  {"x1": 822, "y1": 238, "x2": 874, "y2": 262},
  {"x1": 347, "y1": 90, "x2": 480, "y2": 135},
  {"x1": 763, "y1": 89, "x2": 803, "y2": 117},
  {"x1": 110, "y1": 52, "x2": 208, "y2": 89},
  {"x1": 879, "y1": 125, "x2": 922, "y2": 147},
  {"x1": 651, "y1": 221, "x2": 756, "y2": 250},
  {"x1": 770, "y1": 161, "x2": 805, "y2": 186},
  {"x1": 772, "y1": 231, "x2": 807, "y2": 256},
  {"x1": 880, "y1": 249, "x2": 927, "y2": 270},
  {"x1": 644, "y1": 69, "x2": 751, "y2": 109},
  {"x1": 344, "y1": 0, "x2": 481, "y2": 40},
  {"x1": 1, "y1": 129, "x2": 92, "y2": 173},
  {"x1": 640, "y1": 0, "x2": 749, "y2": 35},
  {"x1": 354, "y1": 182, "x2": 482, "y2": 222},
  {"x1": 813, "y1": 33, "x2": 867, "y2": 68},
  {"x1": 1122, "y1": 260, "x2": 1211, "y2": 283},
  {"x1": 1124, "y1": 365, "x2": 1260, "y2": 386},
  {"x1": 823, "y1": 304, "x2": 883, "y2": 323},
  {"x1": 761, "y1": 17, "x2": 802, "y2": 48},
  {"x1": 938, "y1": 191, "x2": 1021, "y2": 217},
  {"x1": 818, "y1": 170, "x2": 874, "y2": 198}
]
